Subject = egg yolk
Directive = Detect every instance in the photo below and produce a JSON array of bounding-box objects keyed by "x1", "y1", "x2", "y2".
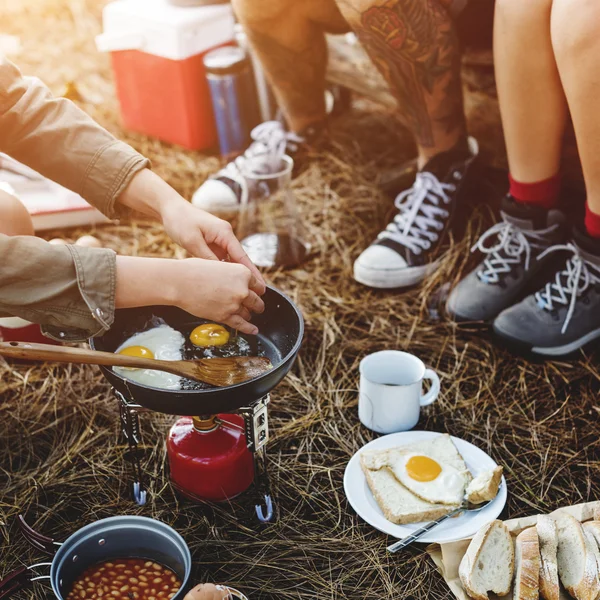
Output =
[
  {"x1": 190, "y1": 323, "x2": 230, "y2": 347},
  {"x1": 406, "y1": 455, "x2": 442, "y2": 482},
  {"x1": 118, "y1": 345, "x2": 154, "y2": 359}
]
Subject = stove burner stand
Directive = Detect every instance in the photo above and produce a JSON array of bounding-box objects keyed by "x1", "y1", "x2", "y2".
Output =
[{"x1": 115, "y1": 390, "x2": 274, "y2": 522}]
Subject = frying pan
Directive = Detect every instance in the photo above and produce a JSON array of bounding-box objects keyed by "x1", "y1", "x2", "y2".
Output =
[{"x1": 90, "y1": 286, "x2": 303, "y2": 415}]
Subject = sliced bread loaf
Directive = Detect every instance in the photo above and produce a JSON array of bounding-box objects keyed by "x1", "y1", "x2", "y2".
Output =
[
  {"x1": 513, "y1": 527, "x2": 539, "y2": 600},
  {"x1": 459, "y1": 520, "x2": 514, "y2": 600},
  {"x1": 555, "y1": 512, "x2": 600, "y2": 600},
  {"x1": 584, "y1": 521, "x2": 600, "y2": 550},
  {"x1": 537, "y1": 514, "x2": 560, "y2": 600}
]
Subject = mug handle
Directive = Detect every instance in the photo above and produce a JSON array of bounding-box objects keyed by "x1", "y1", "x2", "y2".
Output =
[{"x1": 420, "y1": 369, "x2": 440, "y2": 407}]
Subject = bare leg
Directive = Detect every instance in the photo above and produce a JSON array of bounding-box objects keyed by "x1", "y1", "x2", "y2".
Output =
[
  {"x1": 336, "y1": 0, "x2": 467, "y2": 167},
  {"x1": 232, "y1": 0, "x2": 349, "y2": 133},
  {"x1": 551, "y1": 0, "x2": 600, "y2": 214},
  {"x1": 0, "y1": 189, "x2": 34, "y2": 236},
  {"x1": 494, "y1": 0, "x2": 567, "y2": 183}
]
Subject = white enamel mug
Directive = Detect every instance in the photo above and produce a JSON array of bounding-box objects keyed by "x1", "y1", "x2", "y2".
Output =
[{"x1": 358, "y1": 350, "x2": 440, "y2": 434}]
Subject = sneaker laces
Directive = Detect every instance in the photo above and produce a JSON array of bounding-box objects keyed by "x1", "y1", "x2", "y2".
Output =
[
  {"x1": 474, "y1": 221, "x2": 559, "y2": 284},
  {"x1": 379, "y1": 172, "x2": 456, "y2": 255},
  {"x1": 534, "y1": 243, "x2": 600, "y2": 334},
  {"x1": 216, "y1": 121, "x2": 304, "y2": 204}
]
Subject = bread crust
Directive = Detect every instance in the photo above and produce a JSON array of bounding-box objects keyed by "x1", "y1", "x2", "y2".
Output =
[
  {"x1": 361, "y1": 463, "x2": 455, "y2": 524},
  {"x1": 514, "y1": 527, "x2": 540, "y2": 600},
  {"x1": 582, "y1": 521, "x2": 600, "y2": 550},
  {"x1": 555, "y1": 513, "x2": 600, "y2": 600},
  {"x1": 459, "y1": 520, "x2": 514, "y2": 600},
  {"x1": 537, "y1": 515, "x2": 560, "y2": 600}
]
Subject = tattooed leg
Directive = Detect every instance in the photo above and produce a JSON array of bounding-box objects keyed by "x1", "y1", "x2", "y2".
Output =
[
  {"x1": 232, "y1": 0, "x2": 349, "y2": 133},
  {"x1": 335, "y1": 0, "x2": 466, "y2": 166}
]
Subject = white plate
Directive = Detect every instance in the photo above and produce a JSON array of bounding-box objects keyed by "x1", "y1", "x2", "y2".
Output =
[{"x1": 343, "y1": 431, "x2": 507, "y2": 544}]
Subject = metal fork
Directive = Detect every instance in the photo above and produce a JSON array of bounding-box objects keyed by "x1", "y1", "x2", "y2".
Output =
[{"x1": 387, "y1": 498, "x2": 493, "y2": 553}]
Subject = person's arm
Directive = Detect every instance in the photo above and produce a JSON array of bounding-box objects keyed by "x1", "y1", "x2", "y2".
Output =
[
  {"x1": 0, "y1": 58, "x2": 265, "y2": 289},
  {"x1": 0, "y1": 235, "x2": 264, "y2": 341},
  {"x1": 0, "y1": 58, "x2": 148, "y2": 219}
]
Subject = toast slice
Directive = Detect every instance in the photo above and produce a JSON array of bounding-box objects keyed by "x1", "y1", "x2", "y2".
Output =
[
  {"x1": 555, "y1": 512, "x2": 600, "y2": 600},
  {"x1": 360, "y1": 434, "x2": 472, "y2": 519},
  {"x1": 466, "y1": 466, "x2": 503, "y2": 505},
  {"x1": 360, "y1": 459, "x2": 453, "y2": 524},
  {"x1": 459, "y1": 520, "x2": 514, "y2": 600},
  {"x1": 537, "y1": 514, "x2": 560, "y2": 600},
  {"x1": 513, "y1": 527, "x2": 540, "y2": 600}
]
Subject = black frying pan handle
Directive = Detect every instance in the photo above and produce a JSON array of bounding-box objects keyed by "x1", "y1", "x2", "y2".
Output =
[
  {"x1": 18, "y1": 515, "x2": 58, "y2": 554},
  {"x1": 0, "y1": 567, "x2": 30, "y2": 599}
]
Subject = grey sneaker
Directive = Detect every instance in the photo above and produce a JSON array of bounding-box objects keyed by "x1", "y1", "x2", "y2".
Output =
[
  {"x1": 446, "y1": 197, "x2": 566, "y2": 322},
  {"x1": 493, "y1": 228, "x2": 600, "y2": 356}
]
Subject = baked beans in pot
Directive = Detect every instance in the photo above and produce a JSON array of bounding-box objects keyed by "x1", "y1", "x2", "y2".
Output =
[{"x1": 50, "y1": 517, "x2": 191, "y2": 600}]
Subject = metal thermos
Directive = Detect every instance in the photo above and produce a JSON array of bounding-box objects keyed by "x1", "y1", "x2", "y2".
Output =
[
  {"x1": 234, "y1": 23, "x2": 277, "y2": 122},
  {"x1": 204, "y1": 46, "x2": 260, "y2": 156}
]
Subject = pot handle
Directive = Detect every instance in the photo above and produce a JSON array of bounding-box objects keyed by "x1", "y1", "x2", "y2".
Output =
[
  {"x1": 0, "y1": 563, "x2": 52, "y2": 599},
  {"x1": 18, "y1": 515, "x2": 61, "y2": 554}
]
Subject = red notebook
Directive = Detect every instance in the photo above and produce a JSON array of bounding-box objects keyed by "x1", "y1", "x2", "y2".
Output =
[{"x1": 0, "y1": 154, "x2": 110, "y2": 231}]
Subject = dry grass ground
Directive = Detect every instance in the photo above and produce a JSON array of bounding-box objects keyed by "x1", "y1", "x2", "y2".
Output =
[{"x1": 0, "y1": 1, "x2": 599, "y2": 599}]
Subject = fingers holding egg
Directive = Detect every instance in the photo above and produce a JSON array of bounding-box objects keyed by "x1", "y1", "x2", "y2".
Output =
[
  {"x1": 223, "y1": 314, "x2": 258, "y2": 336},
  {"x1": 243, "y1": 291, "x2": 265, "y2": 315}
]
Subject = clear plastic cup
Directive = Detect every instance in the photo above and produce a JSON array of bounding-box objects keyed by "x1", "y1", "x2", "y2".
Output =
[{"x1": 237, "y1": 155, "x2": 310, "y2": 269}]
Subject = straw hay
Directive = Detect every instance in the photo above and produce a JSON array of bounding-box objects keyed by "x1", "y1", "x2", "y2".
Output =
[{"x1": 1, "y1": 1, "x2": 599, "y2": 599}]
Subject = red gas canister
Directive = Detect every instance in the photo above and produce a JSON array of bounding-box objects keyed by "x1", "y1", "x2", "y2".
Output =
[
  {"x1": 96, "y1": 0, "x2": 235, "y2": 150},
  {"x1": 167, "y1": 415, "x2": 254, "y2": 501}
]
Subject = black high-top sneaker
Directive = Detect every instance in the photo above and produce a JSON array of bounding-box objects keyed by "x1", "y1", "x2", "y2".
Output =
[
  {"x1": 493, "y1": 225, "x2": 600, "y2": 356},
  {"x1": 191, "y1": 120, "x2": 321, "y2": 214},
  {"x1": 353, "y1": 137, "x2": 479, "y2": 288},
  {"x1": 446, "y1": 196, "x2": 567, "y2": 323}
]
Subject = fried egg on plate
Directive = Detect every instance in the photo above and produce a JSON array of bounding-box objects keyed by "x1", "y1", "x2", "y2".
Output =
[
  {"x1": 388, "y1": 452, "x2": 468, "y2": 505},
  {"x1": 114, "y1": 324, "x2": 185, "y2": 390}
]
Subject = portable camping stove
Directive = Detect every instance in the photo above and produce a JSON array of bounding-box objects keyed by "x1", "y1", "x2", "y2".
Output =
[{"x1": 116, "y1": 390, "x2": 274, "y2": 522}]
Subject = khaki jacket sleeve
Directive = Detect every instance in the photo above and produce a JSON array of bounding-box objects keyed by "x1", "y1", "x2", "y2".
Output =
[
  {"x1": 0, "y1": 234, "x2": 117, "y2": 341},
  {"x1": 0, "y1": 57, "x2": 149, "y2": 218}
]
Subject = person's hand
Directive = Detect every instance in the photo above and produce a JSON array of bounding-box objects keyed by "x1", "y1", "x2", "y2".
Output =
[
  {"x1": 171, "y1": 258, "x2": 264, "y2": 334},
  {"x1": 118, "y1": 169, "x2": 266, "y2": 295},
  {"x1": 115, "y1": 256, "x2": 265, "y2": 335},
  {"x1": 184, "y1": 583, "x2": 231, "y2": 600},
  {"x1": 160, "y1": 201, "x2": 265, "y2": 292}
]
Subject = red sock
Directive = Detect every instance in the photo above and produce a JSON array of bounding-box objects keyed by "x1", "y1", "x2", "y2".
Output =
[
  {"x1": 585, "y1": 203, "x2": 600, "y2": 239},
  {"x1": 509, "y1": 173, "x2": 561, "y2": 210}
]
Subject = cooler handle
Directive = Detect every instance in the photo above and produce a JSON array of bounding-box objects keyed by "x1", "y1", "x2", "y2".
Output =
[{"x1": 95, "y1": 32, "x2": 144, "y2": 53}]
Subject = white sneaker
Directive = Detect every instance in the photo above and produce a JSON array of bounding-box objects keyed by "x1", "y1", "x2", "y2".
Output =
[{"x1": 191, "y1": 121, "x2": 304, "y2": 214}]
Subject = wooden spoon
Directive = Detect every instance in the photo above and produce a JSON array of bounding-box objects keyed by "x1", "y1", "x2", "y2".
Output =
[{"x1": 0, "y1": 341, "x2": 273, "y2": 387}]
